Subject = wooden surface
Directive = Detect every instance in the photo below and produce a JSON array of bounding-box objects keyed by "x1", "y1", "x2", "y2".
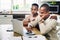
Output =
[
  {"x1": 14, "y1": 27, "x2": 47, "y2": 40},
  {"x1": 14, "y1": 27, "x2": 41, "y2": 36},
  {"x1": 14, "y1": 32, "x2": 22, "y2": 36}
]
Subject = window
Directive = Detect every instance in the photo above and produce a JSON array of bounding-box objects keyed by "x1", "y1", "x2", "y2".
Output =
[
  {"x1": 0, "y1": 0, "x2": 39, "y2": 12},
  {"x1": 25, "y1": 0, "x2": 38, "y2": 11},
  {"x1": 0, "y1": 0, "x2": 12, "y2": 12},
  {"x1": 12, "y1": 0, "x2": 38, "y2": 11},
  {"x1": 12, "y1": 0, "x2": 24, "y2": 11}
]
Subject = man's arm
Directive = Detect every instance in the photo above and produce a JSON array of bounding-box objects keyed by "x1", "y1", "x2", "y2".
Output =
[
  {"x1": 28, "y1": 15, "x2": 41, "y2": 27},
  {"x1": 39, "y1": 19, "x2": 57, "y2": 35},
  {"x1": 28, "y1": 14, "x2": 50, "y2": 27}
]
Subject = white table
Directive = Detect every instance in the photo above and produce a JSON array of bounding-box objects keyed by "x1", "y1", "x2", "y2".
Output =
[{"x1": 23, "y1": 35, "x2": 47, "y2": 40}]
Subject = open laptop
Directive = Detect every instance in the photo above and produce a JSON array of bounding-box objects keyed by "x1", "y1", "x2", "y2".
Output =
[
  {"x1": 12, "y1": 19, "x2": 35, "y2": 36},
  {"x1": 12, "y1": 19, "x2": 24, "y2": 35}
]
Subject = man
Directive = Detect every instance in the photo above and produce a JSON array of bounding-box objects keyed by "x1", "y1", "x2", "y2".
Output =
[
  {"x1": 23, "y1": 3, "x2": 39, "y2": 33},
  {"x1": 39, "y1": 4, "x2": 58, "y2": 40},
  {"x1": 27, "y1": 4, "x2": 58, "y2": 40}
]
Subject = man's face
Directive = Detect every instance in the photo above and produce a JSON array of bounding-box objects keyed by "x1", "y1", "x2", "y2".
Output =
[
  {"x1": 39, "y1": 7, "x2": 48, "y2": 17},
  {"x1": 31, "y1": 6, "x2": 38, "y2": 15}
]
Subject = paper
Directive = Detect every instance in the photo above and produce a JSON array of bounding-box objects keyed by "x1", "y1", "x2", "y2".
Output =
[
  {"x1": 10, "y1": 36, "x2": 22, "y2": 40},
  {"x1": 23, "y1": 35, "x2": 46, "y2": 40},
  {"x1": 0, "y1": 24, "x2": 13, "y2": 40},
  {"x1": 23, "y1": 27, "x2": 35, "y2": 37}
]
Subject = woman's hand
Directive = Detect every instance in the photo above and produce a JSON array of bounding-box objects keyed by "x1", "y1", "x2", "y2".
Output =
[{"x1": 26, "y1": 26, "x2": 32, "y2": 33}]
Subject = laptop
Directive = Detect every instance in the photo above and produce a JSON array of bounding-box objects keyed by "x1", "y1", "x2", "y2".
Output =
[{"x1": 12, "y1": 19, "x2": 35, "y2": 36}]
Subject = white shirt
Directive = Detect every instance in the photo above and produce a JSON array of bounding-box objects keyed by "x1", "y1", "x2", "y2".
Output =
[{"x1": 28, "y1": 14, "x2": 58, "y2": 40}]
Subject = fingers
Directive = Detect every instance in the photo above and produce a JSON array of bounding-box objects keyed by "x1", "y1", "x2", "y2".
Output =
[
  {"x1": 26, "y1": 27, "x2": 32, "y2": 32},
  {"x1": 23, "y1": 20, "x2": 28, "y2": 26},
  {"x1": 50, "y1": 16, "x2": 57, "y2": 20}
]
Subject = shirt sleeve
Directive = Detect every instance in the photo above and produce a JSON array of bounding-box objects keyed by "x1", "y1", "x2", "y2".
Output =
[
  {"x1": 28, "y1": 15, "x2": 41, "y2": 27},
  {"x1": 39, "y1": 19, "x2": 57, "y2": 35}
]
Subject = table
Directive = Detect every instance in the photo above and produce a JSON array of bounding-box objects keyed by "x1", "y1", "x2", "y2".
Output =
[
  {"x1": 14, "y1": 27, "x2": 47, "y2": 40},
  {"x1": 14, "y1": 27, "x2": 41, "y2": 36}
]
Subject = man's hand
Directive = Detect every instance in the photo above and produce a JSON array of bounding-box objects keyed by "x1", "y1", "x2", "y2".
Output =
[
  {"x1": 50, "y1": 16, "x2": 57, "y2": 20},
  {"x1": 39, "y1": 19, "x2": 44, "y2": 24},
  {"x1": 40, "y1": 14, "x2": 50, "y2": 22},
  {"x1": 41, "y1": 14, "x2": 50, "y2": 20}
]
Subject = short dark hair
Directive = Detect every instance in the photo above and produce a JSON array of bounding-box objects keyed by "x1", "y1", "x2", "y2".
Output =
[
  {"x1": 40, "y1": 4, "x2": 49, "y2": 12},
  {"x1": 32, "y1": 3, "x2": 39, "y2": 8}
]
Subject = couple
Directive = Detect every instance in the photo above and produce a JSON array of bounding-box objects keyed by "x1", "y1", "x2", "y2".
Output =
[{"x1": 23, "y1": 3, "x2": 58, "y2": 40}]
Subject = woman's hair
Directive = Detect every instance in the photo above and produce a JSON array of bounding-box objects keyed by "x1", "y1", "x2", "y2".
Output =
[{"x1": 32, "y1": 3, "x2": 39, "y2": 8}]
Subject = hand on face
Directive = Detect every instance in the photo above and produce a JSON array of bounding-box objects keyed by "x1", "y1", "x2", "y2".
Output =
[
  {"x1": 39, "y1": 14, "x2": 49, "y2": 23},
  {"x1": 40, "y1": 14, "x2": 50, "y2": 20}
]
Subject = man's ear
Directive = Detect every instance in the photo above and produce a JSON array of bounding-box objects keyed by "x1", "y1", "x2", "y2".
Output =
[{"x1": 50, "y1": 16, "x2": 57, "y2": 20}]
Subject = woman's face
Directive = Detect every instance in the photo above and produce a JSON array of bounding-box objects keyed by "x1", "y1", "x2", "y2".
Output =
[{"x1": 31, "y1": 6, "x2": 38, "y2": 15}]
